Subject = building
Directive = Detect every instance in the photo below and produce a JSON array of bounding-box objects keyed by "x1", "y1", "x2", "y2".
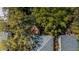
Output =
[
  {"x1": 31, "y1": 35, "x2": 53, "y2": 51},
  {"x1": 30, "y1": 35, "x2": 78, "y2": 51},
  {"x1": 58, "y1": 35, "x2": 78, "y2": 51}
]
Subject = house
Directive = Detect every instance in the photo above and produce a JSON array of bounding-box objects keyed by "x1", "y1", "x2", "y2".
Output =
[{"x1": 30, "y1": 34, "x2": 78, "y2": 51}]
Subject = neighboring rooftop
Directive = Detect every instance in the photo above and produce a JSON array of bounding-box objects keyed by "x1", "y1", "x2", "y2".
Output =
[{"x1": 59, "y1": 35, "x2": 78, "y2": 51}]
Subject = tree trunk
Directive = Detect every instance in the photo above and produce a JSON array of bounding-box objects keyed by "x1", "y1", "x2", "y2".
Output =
[{"x1": 53, "y1": 36, "x2": 59, "y2": 51}]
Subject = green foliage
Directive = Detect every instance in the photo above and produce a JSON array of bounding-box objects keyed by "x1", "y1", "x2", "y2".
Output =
[
  {"x1": 1, "y1": 7, "x2": 79, "y2": 51},
  {"x1": 2, "y1": 7, "x2": 34, "y2": 51},
  {"x1": 0, "y1": 21, "x2": 5, "y2": 32},
  {"x1": 70, "y1": 16, "x2": 79, "y2": 39},
  {"x1": 32, "y1": 8, "x2": 74, "y2": 36}
]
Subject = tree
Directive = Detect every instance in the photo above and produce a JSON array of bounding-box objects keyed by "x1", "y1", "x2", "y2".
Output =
[
  {"x1": 2, "y1": 7, "x2": 34, "y2": 51},
  {"x1": 70, "y1": 8, "x2": 79, "y2": 40},
  {"x1": 32, "y1": 7, "x2": 76, "y2": 50}
]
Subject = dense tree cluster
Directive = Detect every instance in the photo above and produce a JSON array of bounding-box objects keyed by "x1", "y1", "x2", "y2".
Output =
[{"x1": 0, "y1": 7, "x2": 79, "y2": 51}]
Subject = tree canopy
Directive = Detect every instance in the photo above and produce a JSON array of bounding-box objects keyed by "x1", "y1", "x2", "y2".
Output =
[{"x1": 0, "y1": 7, "x2": 79, "y2": 51}]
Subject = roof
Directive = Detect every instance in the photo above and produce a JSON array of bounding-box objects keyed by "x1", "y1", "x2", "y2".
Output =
[
  {"x1": 58, "y1": 35, "x2": 78, "y2": 51},
  {"x1": 31, "y1": 35, "x2": 53, "y2": 51}
]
